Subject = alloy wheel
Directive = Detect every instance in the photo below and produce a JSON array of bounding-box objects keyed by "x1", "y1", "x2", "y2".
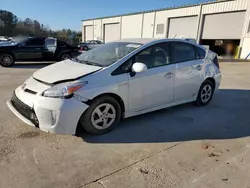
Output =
[
  {"x1": 0, "y1": 54, "x2": 13, "y2": 66},
  {"x1": 201, "y1": 85, "x2": 212, "y2": 103},
  {"x1": 91, "y1": 103, "x2": 116, "y2": 130}
]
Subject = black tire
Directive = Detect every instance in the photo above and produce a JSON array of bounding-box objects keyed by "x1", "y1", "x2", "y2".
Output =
[
  {"x1": 83, "y1": 46, "x2": 88, "y2": 51},
  {"x1": 60, "y1": 53, "x2": 71, "y2": 61},
  {"x1": 80, "y1": 96, "x2": 122, "y2": 135},
  {"x1": 194, "y1": 79, "x2": 215, "y2": 106},
  {"x1": 0, "y1": 53, "x2": 15, "y2": 67}
]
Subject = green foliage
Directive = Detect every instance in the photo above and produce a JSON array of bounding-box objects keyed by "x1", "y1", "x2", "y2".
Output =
[{"x1": 0, "y1": 9, "x2": 82, "y2": 46}]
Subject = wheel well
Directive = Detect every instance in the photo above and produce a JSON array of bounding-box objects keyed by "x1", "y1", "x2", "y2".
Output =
[
  {"x1": 205, "y1": 77, "x2": 216, "y2": 89},
  {"x1": 88, "y1": 93, "x2": 125, "y2": 115},
  {"x1": 59, "y1": 52, "x2": 70, "y2": 59},
  {"x1": 0, "y1": 51, "x2": 15, "y2": 60}
]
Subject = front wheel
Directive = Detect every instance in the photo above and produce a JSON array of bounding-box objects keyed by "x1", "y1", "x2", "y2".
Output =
[
  {"x1": 83, "y1": 46, "x2": 89, "y2": 51},
  {"x1": 194, "y1": 80, "x2": 214, "y2": 106},
  {"x1": 80, "y1": 96, "x2": 122, "y2": 134},
  {"x1": 0, "y1": 53, "x2": 15, "y2": 67}
]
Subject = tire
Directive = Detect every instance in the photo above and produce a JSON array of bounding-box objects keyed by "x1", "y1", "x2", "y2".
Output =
[
  {"x1": 194, "y1": 79, "x2": 215, "y2": 106},
  {"x1": 83, "y1": 46, "x2": 88, "y2": 51},
  {"x1": 80, "y1": 96, "x2": 122, "y2": 135},
  {"x1": 60, "y1": 53, "x2": 71, "y2": 61},
  {"x1": 0, "y1": 53, "x2": 15, "y2": 67}
]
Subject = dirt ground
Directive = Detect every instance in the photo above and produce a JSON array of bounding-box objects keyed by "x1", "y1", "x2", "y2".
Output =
[{"x1": 0, "y1": 61, "x2": 250, "y2": 188}]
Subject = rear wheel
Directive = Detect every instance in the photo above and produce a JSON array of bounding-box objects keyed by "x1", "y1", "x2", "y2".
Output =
[
  {"x1": 60, "y1": 53, "x2": 71, "y2": 61},
  {"x1": 194, "y1": 80, "x2": 214, "y2": 106},
  {"x1": 80, "y1": 96, "x2": 122, "y2": 134},
  {"x1": 0, "y1": 53, "x2": 15, "y2": 67}
]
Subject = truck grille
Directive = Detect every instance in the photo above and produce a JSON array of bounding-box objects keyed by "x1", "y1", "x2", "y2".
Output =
[{"x1": 11, "y1": 92, "x2": 39, "y2": 127}]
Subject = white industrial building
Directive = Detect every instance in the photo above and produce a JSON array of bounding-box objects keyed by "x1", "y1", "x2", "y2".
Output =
[{"x1": 82, "y1": 0, "x2": 250, "y2": 59}]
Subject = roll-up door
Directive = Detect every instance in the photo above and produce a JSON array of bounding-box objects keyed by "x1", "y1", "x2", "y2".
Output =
[
  {"x1": 202, "y1": 11, "x2": 246, "y2": 39},
  {"x1": 168, "y1": 16, "x2": 198, "y2": 39},
  {"x1": 84, "y1": 25, "x2": 93, "y2": 41},
  {"x1": 104, "y1": 23, "x2": 120, "y2": 43}
]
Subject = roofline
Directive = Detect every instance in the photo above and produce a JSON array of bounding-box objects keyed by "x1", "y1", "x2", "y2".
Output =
[{"x1": 81, "y1": 0, "x2": 235, "y2": 22}]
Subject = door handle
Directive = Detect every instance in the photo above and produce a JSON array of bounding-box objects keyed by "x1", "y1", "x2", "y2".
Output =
[{"x1": 196, "y1": 65, "x2": 202, "y2": 71}]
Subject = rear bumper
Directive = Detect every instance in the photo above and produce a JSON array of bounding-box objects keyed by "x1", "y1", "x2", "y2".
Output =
[
  {"x1": 214, "y1": 73, "x2": 222, "y2": 91},
  {"x1": 7, "y1": 90, "x2": 89, "y2": 134}
]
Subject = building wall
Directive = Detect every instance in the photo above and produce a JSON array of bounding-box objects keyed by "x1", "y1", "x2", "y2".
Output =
[
  {"x1": 93, "y1": 19, "x2": 102, "y2": 40},
  {"x1": 82, "y1": 20, "x2": 93, "y2": 41},
  {"x1": 202, "y1": 0, "x2": 248, "y2": 14},
  {"x1": 154, "y1": 6, "x2": 200, "y2": 38},
  {"x1": 121, "y1": 14, "x2": 143, "y2": 38},
  {"x1": 142, "y1": 12, "x2": 155, "y2": 38},
  {"x1": 82, "y1": 0, "x2": 250, "y2": 58},
  {"x1": 241, "y1": 37, "x2": 250, "y2": 59}
]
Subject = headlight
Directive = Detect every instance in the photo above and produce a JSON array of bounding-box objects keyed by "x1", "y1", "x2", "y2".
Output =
[{"x1": 42, "y1": 81, "x2": 88, "y2": 98}]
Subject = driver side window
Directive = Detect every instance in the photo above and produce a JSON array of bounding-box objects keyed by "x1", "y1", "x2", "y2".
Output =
[
  {"x1": 135, "y1": 43, "x2": 170, "y2": 69},
  {"x1": 111, "y1": 42, "x2": 170, "y2": 76},
  {"x1": 26, "y1": 38, "x2": 44, "y2": 46}
]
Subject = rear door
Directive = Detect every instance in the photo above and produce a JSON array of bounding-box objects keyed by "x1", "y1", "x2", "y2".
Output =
[
  {"x1": 16, "y1": 38, "x2": 44, "y2": 60},
  {"x1": 170, "y1": 42, "x2": 204, "y2": 102}
]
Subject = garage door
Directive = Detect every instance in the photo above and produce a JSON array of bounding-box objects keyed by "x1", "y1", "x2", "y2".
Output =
[
  {"x1": 168, "y1": 16, "x2": 198, "y2": 39},
  {"x1": 84, "y1": 25, "x2": 93, "y2": 41},
  {"x1": 104, "y1": 23, "x2": 120, "y2": 43},
  {"x1": 202, "y1": 11, "x2": 246, "y2": 39}
]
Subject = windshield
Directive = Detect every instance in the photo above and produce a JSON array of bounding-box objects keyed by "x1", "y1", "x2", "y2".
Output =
[{"x1": 75, "y1": 42, "x2": 142, "y2": 67}]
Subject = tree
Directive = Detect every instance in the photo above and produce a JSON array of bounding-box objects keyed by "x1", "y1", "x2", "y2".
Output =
[{"x1": 0, "y1": 9, "x2": 81, "y2": 46}]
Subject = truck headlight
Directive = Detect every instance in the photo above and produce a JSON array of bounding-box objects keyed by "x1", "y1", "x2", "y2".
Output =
[{"x1": 43, "y1": 81, "x2": 88, "y2": 98}]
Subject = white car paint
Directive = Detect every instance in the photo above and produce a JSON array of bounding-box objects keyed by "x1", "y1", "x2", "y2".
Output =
[
  {"x1": 33, "y1": 59, "x2": 102, "y2": 83},
  {"x1": 7, "y1": 38, "x2": 221, "y2": 135}
]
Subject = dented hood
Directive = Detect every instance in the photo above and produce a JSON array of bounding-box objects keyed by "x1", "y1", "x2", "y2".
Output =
[{"x1": 33, "y1": 59, "x2": 102, "y2": 84}]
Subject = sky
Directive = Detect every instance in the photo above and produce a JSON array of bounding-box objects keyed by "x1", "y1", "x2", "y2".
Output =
[{"x1": 1, "y1": 0, "x2": 210, "y2": 31}]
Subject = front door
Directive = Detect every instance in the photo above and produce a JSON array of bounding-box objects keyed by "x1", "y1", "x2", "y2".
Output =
[
  {"x1": 16, "y1": 38, "x2": 44, "y2": 60},
  {"x1": 128, "y1": 42, "x2": 175, "y2": 111}
]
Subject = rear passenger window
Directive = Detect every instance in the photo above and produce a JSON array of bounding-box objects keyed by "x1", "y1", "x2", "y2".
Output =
[
  {"x1": 170, "y1": 42, "x2": 196, "y2": 63},
  {"x1": 26, "y1": 38, "x2": 44, "y2": 46},
  {"x1": 196, "y1": 47, "x2": 206, "y2": 59}
]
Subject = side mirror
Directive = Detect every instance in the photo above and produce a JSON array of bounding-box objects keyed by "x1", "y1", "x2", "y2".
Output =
[{"x1": 132, "y1": 62, "x2": 147, "y2": 73}]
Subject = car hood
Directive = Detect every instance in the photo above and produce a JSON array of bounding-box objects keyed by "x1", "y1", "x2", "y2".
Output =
[
  {"x1": 33, "y1": 59, "x2": 102, "y2": 84},
  {"x1": 0, "y1": 42, "x2": 17, "y2": 47}
]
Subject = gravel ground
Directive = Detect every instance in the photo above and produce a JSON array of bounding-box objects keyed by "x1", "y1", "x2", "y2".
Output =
[{"x1": 0, "y1": 61, "x2": 250, "y2": 188}]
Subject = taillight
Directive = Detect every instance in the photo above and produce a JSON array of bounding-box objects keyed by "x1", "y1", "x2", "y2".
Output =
[
  {"x1": 213, "y1": 56, "x2": 220, "y2": 69},
  {"x1": 80, "y1": 47, "x2": 83, "y2": 51}
]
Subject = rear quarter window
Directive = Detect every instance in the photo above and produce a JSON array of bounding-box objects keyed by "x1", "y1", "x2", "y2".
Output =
[
  {"x1": 196, "y1": 46, "x2": 206, "y2": 59},
  {"x1": 170, "y1": 42, "x2": 196, "y2": 63}
]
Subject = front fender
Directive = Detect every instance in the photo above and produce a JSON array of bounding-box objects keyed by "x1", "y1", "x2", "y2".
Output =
[{"x1": 74, "y1": 83, "x2": 129, "y2": 112}]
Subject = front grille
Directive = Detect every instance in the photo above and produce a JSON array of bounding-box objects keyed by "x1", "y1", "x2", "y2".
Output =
[{"x1": 11, "y1": 92, "x2": 39, "y2": 127}]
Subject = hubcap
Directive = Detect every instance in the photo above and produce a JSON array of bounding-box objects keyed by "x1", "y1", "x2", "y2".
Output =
[
  {"x1": 91, "y1": 103, "x2": 116, "y2": 130},
  {"x1": 0, "y1": 54, "x2": 12, "y2": 66},
  {"x1": 201, "y1": 85, "x2": 212, "y2": 103}
]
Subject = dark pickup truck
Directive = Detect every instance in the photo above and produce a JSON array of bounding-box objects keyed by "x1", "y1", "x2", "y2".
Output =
[{"x1": 0, "y1": 37, "x2": 81, "y2": 67}]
